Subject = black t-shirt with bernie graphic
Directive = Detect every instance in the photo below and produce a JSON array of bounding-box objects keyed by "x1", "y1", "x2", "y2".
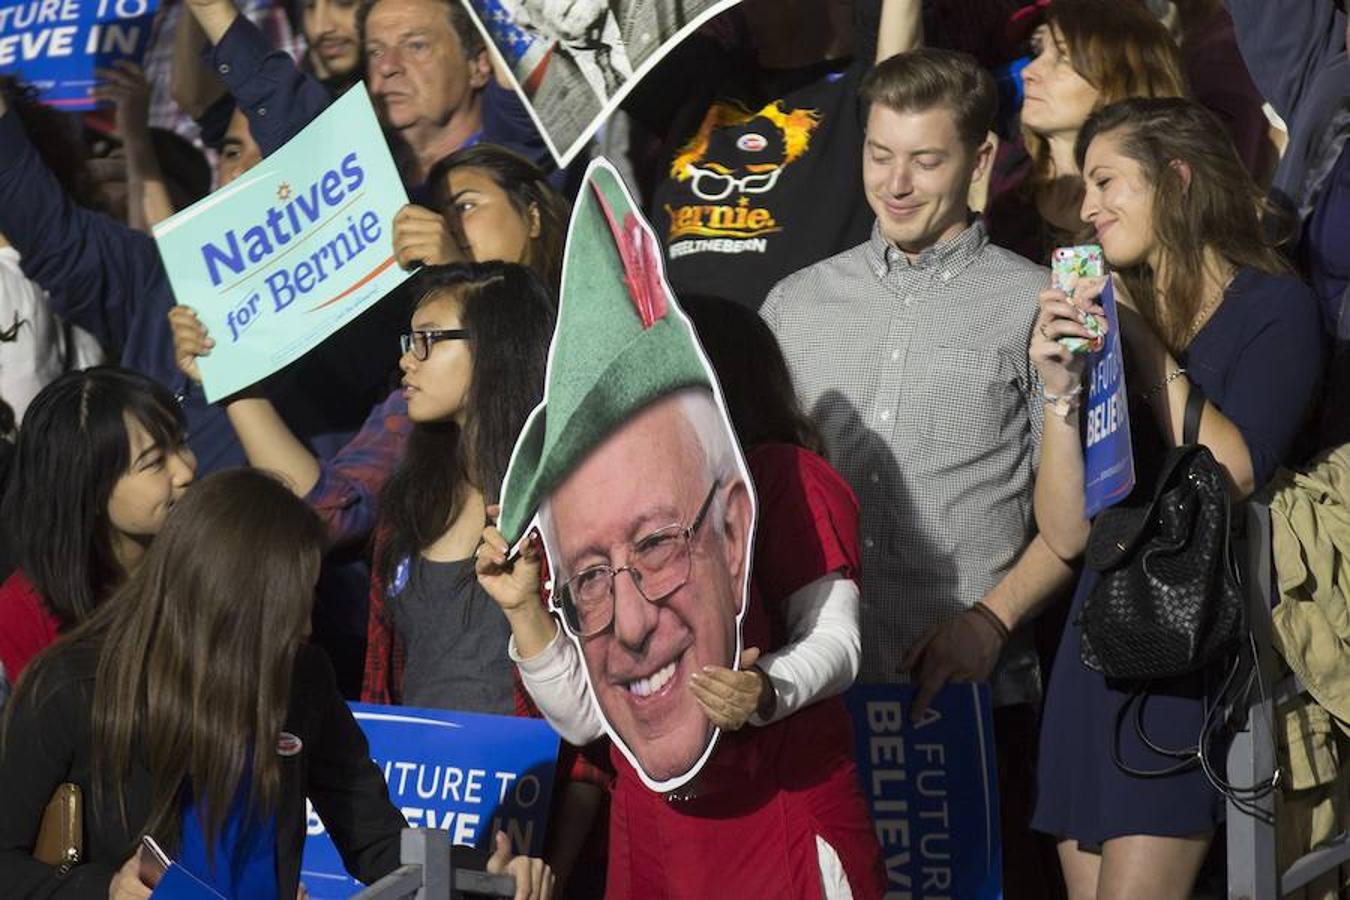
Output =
[{"x1": 638, "y1": 46, "x2": 873, "y2": 310}]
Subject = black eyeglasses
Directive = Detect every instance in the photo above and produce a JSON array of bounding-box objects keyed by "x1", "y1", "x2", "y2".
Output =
[
  {"x1": 555, "y1": 480, "x2": 721, "y2": 639},
  {"x1": 400, "y1": 328, "x2": 470, "y2": 360}
]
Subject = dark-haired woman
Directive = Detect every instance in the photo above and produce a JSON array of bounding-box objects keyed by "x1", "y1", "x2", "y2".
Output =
[
  {"x1": 477, "y1": 295, "x2": 885, "y2": 899},
  {"x1": 0, "y1": 367, "x2": 195, "y2": 704},
  {"x1": 0, "y1": 469, "x2": 552, "y2": 899},
  {"x1": 169, "y1": 144, "x2": 568, "y2": 550},
  {"x1": 1029, "y1": 97, "x2": 1322, "y2": 899}
]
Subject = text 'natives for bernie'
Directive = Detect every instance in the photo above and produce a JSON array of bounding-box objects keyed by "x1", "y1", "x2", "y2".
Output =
[{"x1": 153, "y1": 85, "x2": 412, "y2": 403}]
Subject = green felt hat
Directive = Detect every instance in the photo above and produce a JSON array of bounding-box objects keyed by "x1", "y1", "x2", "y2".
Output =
[{"x1": 497, "y1": 158, "x2": 712, "y2": 544}]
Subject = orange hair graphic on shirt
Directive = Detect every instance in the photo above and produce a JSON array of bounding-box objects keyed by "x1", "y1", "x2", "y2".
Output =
[{"x1": 671, "y1": 100, "x2": 823, "y2": 180}]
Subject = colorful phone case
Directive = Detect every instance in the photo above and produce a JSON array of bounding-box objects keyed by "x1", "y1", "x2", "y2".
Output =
[{"x1": 1052, "y1": 245, "x2": 1106, "y2": 354}]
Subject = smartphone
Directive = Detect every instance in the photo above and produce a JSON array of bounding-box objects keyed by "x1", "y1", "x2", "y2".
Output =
[
  {"x1": 138, "y1": 835, "x2": 171, "y2": 888},
  {"x1": 1051, "y1": 245, "x2": 1107, "y2": 354}
]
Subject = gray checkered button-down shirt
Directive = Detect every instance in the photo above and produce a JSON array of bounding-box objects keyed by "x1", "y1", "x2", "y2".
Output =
[{"x1": 763, "y1": 219, "x2": 1047, "y2": 706}]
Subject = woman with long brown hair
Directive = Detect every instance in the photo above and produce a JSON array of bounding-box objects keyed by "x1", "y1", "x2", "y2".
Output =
[
  {"x1": 0, "y1": 469, "x2": 551, "y2": 899},
  {"x1": 986, "y1": 0, "x2": 1187, "y2": 262},
  {"x1": 1028, "y1": 97, "x2": 1322, "y2": 898}
]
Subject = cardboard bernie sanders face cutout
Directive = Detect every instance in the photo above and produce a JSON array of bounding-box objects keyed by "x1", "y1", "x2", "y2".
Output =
[{"x1": 497, "y1": 158, "x2": 757, "y2": 793}]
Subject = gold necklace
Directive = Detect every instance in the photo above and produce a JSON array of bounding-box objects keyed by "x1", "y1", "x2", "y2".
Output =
[{"x1": 1184, "y1": 268, "x2": 1237, "y2": 344}]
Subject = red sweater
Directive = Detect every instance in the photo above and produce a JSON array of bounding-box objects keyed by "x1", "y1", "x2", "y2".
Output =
[{"x1": 0, "y1": 570, "x2": 62, "y2": 685}]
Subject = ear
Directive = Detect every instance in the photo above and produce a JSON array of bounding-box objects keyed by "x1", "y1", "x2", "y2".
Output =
[
  {"x1": 967, "y1": 130, "x2": 997, "y2": 197},
  {"x1": 719, "y1": 477, "x2": 754, "y2": 614},
  {"x1": 527, "y1": 202, "x2": 542, "y2": 240},
  {"x1": 467, "y1": 48, "x2": 492, "y2": 91},
  {"x1": 1169, "y1": 158, "x2": 1192, "y2": 193}
]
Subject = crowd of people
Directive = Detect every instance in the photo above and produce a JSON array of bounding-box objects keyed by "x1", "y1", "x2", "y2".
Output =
[{"x1": 0, "y1": 0, "x2": 1346, "y2": 898}]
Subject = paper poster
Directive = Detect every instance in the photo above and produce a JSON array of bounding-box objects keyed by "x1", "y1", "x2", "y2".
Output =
[
  {"x1": 844, "y1": 682, "x2": 1003, "y2": 900},
  {"x1": 152, "y1": 85, "x2": 412, "y2": 402},
  {"x1": 495, "y1": 157, "x2": 757, "y2": 793},
  {"x1": 464, "y1": 0, "x2": 743, "y2": 166},
  {"x1": 299, "y1": 703, "x2": 560, "y2": 898},
  {"x1": 0, "y1": 0, "x2": 158, "y2": 108},
  {"x1": 1083, "y1": 278, "x2": 1135, "y2": 517}
]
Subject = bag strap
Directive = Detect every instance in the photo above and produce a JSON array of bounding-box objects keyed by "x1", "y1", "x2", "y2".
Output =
[{"x1": 1183, "y1": 381, "x2": 1206, "y2": 446}]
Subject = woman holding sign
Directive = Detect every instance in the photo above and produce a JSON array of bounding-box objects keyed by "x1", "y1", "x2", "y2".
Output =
[
  {"x1": 1028, "y1": 97, "x2": 1322, "y2": 900},
  {"x1": 0, "y1": 469, "x2": 552, "y2": 899}
]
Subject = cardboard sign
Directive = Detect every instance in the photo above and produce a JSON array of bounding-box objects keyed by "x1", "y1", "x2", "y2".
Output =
[
  {"x1": 153, "y1": 85, "x2": 412, "y2": 402},
  {"x1": 1083, "y1": 278, "x2": 1135, "y2": 517},
  {"x1": 496, "y1": 158, "x2": 757, "y2": 793},
  {"x1": 844, "y1": 682, "x2": 1003, "y2": 900},
  {"x1": 299, "y1": 703, "x2": 560, "y2": 899},
  {"x1": 0, "y1": 0, "x2": 158, "y2": 108},
  {"x1": 463, "y1": 0, "x2": 742, "y2": 166}
]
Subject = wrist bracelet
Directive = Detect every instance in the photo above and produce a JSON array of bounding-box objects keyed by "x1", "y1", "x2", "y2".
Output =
[
  {"x1": 970, "y1": 601, "x2": 1011, "y2": 642},
  {"x1": 1043, "y1": 383, "x2": 1083, "y2": 420},
  {"x1": 1138, "y1": 368, "x2": 1188, "y2": 405}
]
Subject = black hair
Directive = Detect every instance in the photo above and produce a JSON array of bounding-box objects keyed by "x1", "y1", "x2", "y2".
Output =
[
  {"x1": 680, "y1": 295, "x2": 824, "y2": 457},
  {"x1": 0, "y1": 367, "x2": 187, "y2": 626},
  {"x1": 375, "y1": 263, "x2": 553, "y2": 593}
]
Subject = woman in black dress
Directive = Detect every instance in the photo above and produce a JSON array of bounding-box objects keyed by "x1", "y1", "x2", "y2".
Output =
[{"x1": 1028, "y1": 97, "x2": 1322, "y2": 899}]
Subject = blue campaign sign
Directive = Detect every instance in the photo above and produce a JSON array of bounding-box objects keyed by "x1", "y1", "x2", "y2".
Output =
[
  {"x1": 153, "y1": 84, "x2": 413, "y2": 403},
  {"x1": 0, "y1": 0, "x2": 158, "y2": 109},
  {"x1": 1083, "y1": 278, "x2": 1136, "y2": 517},
  {"x1": 844, "y1": 682, "x2": 1002, "y2": 900},
  {"x1": 300, "y1": 704, "x2": 560, "y2": 899}
]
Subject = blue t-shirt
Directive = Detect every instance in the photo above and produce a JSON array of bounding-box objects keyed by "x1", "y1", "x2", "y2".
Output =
[{"x1": 178, "y1": 781, "x2": 279, "y2": 900}]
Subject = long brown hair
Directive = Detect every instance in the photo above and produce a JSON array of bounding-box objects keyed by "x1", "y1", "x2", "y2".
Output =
[
  {"x1": 40, "y1": 469, "x2": 326, "y2": 856},
  {"x1": 1075, "y1": 97, "x2": 1290, "y2": 354},
  {"x1": 1025, "y1": 0, "x2": 1187, "y2": 187}
]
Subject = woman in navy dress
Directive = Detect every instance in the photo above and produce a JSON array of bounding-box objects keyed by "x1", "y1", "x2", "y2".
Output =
[{"x1": 1028, "y1": 97, "x2": 1323, "y2": 899}]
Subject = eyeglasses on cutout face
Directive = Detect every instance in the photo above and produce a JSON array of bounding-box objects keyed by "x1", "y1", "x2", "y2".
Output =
[
  {"x1": 400, "y1": 328, "x2": 470, "y2": 361},
  {"x1": 556, "y1": 479, "x2": 722, "y2": 639}
]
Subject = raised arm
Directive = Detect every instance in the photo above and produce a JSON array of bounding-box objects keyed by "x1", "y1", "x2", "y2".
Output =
[
  {"x1": 1224, "y1": 0, "x2": 1347, "y2": 123},
  {"x1": 182, "y1": 0, "x2": 335, "y2": 156},
  {"x1": 876, "y1": 0, "x2": 923, "y2": 62}
]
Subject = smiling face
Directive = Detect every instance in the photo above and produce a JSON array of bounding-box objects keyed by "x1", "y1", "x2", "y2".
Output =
[
  {"x1": 106, "y1": 417, "x2": 196, "y2": 565},
  {"x1": 1080, "y1": 129, "x2": 1159, "y2": 268},
  {"x1": 517, "y1": 0, "x2": 609, "y2": 42},
  {"x1": 863, "y1": 103, "x2": 989, "y2": 256},
  {"x1": 364, "y1": 0, "x2": 489, "y2": 132},
  {"x1": 547, "y1": 393, "x2": 751, "y2": 786},
  {"x1": 399, "y1": 290, "x2": 473, "y2": 424},
  {"x1": 444, "y1": 166, "x2": 540, "y2": 265},
  {"x1": 1019, "y1": 25, "x2": 1101, "y2": 140},
  {"x1": 303, "y1": 0, "x2": 361, "y2": 78}
]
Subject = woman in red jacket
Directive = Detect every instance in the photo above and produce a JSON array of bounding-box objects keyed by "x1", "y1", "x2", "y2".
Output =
[{"x1": 0, "y1": 366, "x2": 195, "y2": 701}]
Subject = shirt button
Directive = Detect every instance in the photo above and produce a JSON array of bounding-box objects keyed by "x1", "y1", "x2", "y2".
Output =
[
  {"x1": 864, "y1": 538, "x2": 875, "y2": 549},
  {"x1": 869, "y1": 472, "x2": 880, "y2": 484},
  {"x1": 257, "y1": 106, "x2": 268, "y2": 117},
  {"x1": 218, "y1": 63, "x2": 231, "y2": 74},
  {"x1": 891, "y1": 349, "x2": 901, "y2": 361},
  {"x1": 879, "y1": 409, "x2": 891, "y2": 421}
]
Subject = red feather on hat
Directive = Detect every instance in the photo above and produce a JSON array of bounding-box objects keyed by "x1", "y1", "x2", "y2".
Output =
[{"x1": 590, "y1": 181, "x2": 667, "y2": 330}]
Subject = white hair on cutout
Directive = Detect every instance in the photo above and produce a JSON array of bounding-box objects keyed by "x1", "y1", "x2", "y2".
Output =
[{"x1": 537, "y1": 387, "x2": 741, "y2": 580}]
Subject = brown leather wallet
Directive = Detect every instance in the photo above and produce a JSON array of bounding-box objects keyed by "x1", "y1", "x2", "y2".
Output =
[{"x1": 34, "y1": 783, "x2": 82, "y2": 869}]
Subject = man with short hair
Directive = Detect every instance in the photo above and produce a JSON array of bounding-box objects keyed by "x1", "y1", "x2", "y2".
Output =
[{"x1": 762, "y1": 47, "x2": 1073, "y2": 900}]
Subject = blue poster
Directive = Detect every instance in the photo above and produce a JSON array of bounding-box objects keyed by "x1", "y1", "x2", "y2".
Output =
[
  {"x1": 844, "y1": 683, "x2": 1002, "y2": 900},
  {"x1": 1083, "y1": 278, "x2": 1135, "y2": 517},
  {"x1": 153, "y1": 84, "x2": 412, "y2": 403},
  {"x1": 0, "y1": 0, "x2": 158, "y2": 109},
  {"x1": 300, "y1": 704, "x2": 560, "y2": 898}
]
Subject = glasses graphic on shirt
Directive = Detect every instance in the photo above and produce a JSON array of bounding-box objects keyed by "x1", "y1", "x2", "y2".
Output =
[
  {"x1": 400, "y1": 328, "x2": 470, "y2": 361},
  {"x1": 684, "y1": 164, "x2": 783, "y2": 202},
  {"x1": 556, "y1": 480, "x2": 721, "y2": 638}
]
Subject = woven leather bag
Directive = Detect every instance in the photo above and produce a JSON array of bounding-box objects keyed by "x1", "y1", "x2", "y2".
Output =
[{"x1": 1080, "y1": 386, "x2": 1243, "y2": 680}]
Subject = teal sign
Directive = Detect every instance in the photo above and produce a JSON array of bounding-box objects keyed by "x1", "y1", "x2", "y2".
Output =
[{"x1": 153, "y1": 85, "x2": 412, "y2": 402}]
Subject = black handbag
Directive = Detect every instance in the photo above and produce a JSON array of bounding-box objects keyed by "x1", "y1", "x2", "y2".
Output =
[{"x1": 1080, "y1": 385, "x2": 1244, "y2": 680}]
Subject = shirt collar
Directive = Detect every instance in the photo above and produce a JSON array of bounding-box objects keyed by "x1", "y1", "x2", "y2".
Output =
[{"x1": 867, "y1": 217, "x2": 989, "y2": 282}]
